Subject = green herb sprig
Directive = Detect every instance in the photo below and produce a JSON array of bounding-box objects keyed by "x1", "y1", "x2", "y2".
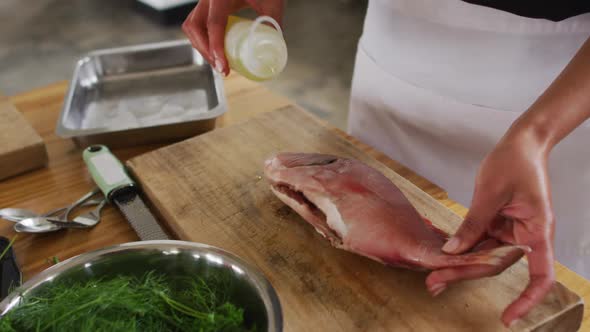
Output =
[{"x1": 0, "y1": 271, "x2": 256, "y2": 332}]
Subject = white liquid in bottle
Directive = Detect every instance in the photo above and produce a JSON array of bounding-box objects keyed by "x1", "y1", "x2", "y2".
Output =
[{"x1": 224, "y1": 16, "x2": 288, "y2": 81}]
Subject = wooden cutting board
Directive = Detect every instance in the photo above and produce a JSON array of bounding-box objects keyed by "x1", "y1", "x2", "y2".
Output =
[
  {"x1": 127, "y1": 106, "x2": 582, "y2": 332},
  {"x1": 0, "y1": 97, "x2": 47, "y2": 180}
]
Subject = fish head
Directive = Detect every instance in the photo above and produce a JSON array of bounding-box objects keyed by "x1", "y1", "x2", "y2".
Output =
[
  {"x1": 264, "y1": 152, "x2": 339, "y2": 186},
  {"x1": 264, "y1": 153, "x2": 347, "y2": 244},
  {"x1": 264, "y1": 152, "x2": 441, "y2": 263}
]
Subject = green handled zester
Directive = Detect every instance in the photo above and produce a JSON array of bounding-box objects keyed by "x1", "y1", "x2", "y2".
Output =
[{"x1": 83, "y1": 145, "x2": 168, "y2": 240}]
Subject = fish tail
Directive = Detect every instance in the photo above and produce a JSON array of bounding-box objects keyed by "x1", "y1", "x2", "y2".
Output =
[{"x1": 438, "y1": 245, "x2": 529, "y2": 268}]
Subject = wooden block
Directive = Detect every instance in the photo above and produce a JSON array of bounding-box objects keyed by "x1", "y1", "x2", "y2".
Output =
[
  {"x1": 127, "y1": 106, "x2": 582, "y2": 331},
  {"x1": 0, "y1": 97, "x2": 48, "y2": 180}
]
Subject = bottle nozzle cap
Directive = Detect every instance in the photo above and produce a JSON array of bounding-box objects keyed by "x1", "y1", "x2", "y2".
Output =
[{"x1": 244, "y1": 16, "x2": 287, "y2": 80}]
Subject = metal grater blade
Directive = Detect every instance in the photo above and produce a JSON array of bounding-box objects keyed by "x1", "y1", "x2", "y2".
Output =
[{"x1": 114, "y1": 189, "x2": 168, "y2": 241}]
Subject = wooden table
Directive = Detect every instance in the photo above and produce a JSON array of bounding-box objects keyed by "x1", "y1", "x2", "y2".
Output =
[{"x1": 2, "y1": 74, "x2": 590, "y2": 329}]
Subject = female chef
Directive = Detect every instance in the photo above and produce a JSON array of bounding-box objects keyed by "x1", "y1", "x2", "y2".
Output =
[{"x1": 182, "y1": 0, "x2": 590, "y2": 327}]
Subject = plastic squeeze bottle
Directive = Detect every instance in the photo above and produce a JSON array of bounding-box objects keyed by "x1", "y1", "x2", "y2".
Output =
[{"x1": 224, "y1": 15, "x2": 288, "y2": 81}]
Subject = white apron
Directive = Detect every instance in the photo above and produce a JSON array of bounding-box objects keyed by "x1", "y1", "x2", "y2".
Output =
[{"x1": 348, "y1": 0, "x2": 590, "y2": 278}]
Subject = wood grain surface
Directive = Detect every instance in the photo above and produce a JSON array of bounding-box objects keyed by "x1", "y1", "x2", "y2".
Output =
[
  {"x1": 127, "y1": 106, "x2": 582, "y2": 331},
  {"x1": 0, "y1": 97, "x2": 47, "y2": 180},
  {"x1": 0, "y1": 75, "x2": 588, "y2": 331}
]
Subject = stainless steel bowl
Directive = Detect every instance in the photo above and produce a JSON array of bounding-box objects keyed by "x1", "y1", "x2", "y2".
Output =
[{"x1": 0, "y1": 240, "x2": 282, "y2": 331}]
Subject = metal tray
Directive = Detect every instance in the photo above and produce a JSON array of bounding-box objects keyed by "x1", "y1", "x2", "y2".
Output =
[{"x1": 56, "y1": 40, "x2": 227, "y2": 148}]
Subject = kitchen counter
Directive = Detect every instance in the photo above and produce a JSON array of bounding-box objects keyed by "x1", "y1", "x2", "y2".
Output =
[{"x1": 1, "y1": 74, "x2": 589, "y2": 329}]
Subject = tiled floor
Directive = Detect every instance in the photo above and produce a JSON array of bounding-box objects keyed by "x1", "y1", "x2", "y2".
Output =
[{"x1": 0, "y1": 0, "x2": 367, "y2": 130}]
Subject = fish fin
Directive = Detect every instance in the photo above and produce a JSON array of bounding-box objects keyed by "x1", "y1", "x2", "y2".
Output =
[
  {"x1": 421, "y1": 217, "x2": 449, "y2": 240},
  {"x1": 439, "y1": 245, "x2": 529, "y2": 268},
  {"x1": 426, "y1": 246, "x2": 528, "y2": 291}
]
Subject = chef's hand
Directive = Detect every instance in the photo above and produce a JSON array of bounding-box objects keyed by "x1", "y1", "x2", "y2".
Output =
[
  {"x1": 442, "y1": 128, "x2": 555, "y2": 328},
  {"x1": 182, "y1": 0, "x2": 284, "y2": 76},
  {"x1": 441, "y1": 36, "x2": 590, "y2": 327}
]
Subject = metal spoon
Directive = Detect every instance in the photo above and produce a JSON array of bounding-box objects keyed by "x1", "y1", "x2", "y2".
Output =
[
  {"x1": 1, "y1": 204, "x2": 87, "y2": 223},
  {"x1": 0, "y1": 206, "x2": 73, "y2": 223},
  {"x1": 48, "y1": 199, "x2": 107, "y2": 228},
  {"x1": 1, "y1": 188, "x2": 101, "y2": 223},
  {"x1": 14, "y1": 189, "x2": 101, "y2": 234},
  {"x1": 0, "y1": 208, "x2": 38, "y2": 222},
  {"x1": 14, "y1": 217, "x2": 60, "y2": 233},
  {"x1": 14, "y1": 200, "x2": 103, "y2": 233}
]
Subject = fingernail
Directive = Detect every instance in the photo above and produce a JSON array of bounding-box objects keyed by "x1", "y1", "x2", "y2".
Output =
[
  {"x1": 429, "y1": 283, "x2": 443, "y2": 291},
  {"x1": 432, "y1": 288, "x2": 446, "y2": 297},
  {"x1": 442, "y1": 237, "x2": 460, "y2": 252},
  {"x1": 517, "y1": 245, "x2": 533, "y2": 253},
  {"x1": 430, "y1": 283, "x2": 446, "y2": 296},
  {"x1": 212, "y1": 51, "x2": 228, "y2": 76}
]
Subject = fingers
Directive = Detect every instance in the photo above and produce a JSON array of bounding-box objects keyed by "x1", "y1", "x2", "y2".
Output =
[
  {"x1": 426, "y1": 266, "x2": 497, "y2": 296},
  {"x1": 472, "y1": 237, "x2": 503, "y2": 251},
  {"x1": 426, "y1": 241, "x2": 524, "y2": 294},
  {"x1": 182, "y1": 0, "x2": 213, "y2": 63},
  {"x1": 502, "y1": 224, "x2": 555, "y2": 327},
  {"x1": 207, "y1": 0, "x2": 233, "y2": 76},
  {"x1": 442, "y1": 196, "x2": 504, "y2": 254},
  {"x1": 182, "y1": 0, "x2": 285, "y2": 76},
  {"x1": 488, "y1": 215, "x2": 516, "y2": 244},
  {"x1": 502, "y1": 273, "x2": 554, "y2": 327},
  {"x1": 182, "y1": 0, "x2": 234, "y2": 75}
]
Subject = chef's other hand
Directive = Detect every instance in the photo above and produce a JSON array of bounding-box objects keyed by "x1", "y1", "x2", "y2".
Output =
[
  {"x1": 442, "y1": 128, "x2": 555, "y2": 327},
  {"x1": 182, "y1": 0, "x2": 284, "y2": 76}
]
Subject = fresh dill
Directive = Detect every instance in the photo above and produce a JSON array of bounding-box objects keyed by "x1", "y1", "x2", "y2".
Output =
[
  {"x1": 44, "y1": 256, "x2": 59, "y2": 266},
  {"x1": 0, "y1": 235, "x2": 17, "y2": 261},
  {"x1": 0, "y1": 271, "x2": 257, "y2": 332}
]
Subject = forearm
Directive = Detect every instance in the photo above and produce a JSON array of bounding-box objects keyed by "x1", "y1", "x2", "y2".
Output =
[{"x1": 509, "y1": 36, "x2": 590, "y2": 151}]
